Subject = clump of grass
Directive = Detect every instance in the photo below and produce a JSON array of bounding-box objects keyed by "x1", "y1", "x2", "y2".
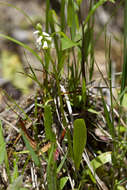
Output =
[{"x1": 0, "y1": 0, "x2": 127, "y2": 189}]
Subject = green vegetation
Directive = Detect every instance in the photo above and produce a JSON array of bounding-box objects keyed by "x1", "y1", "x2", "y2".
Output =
[{"x1": 0, "y1": 0, "x2": 127, "y2": 189}]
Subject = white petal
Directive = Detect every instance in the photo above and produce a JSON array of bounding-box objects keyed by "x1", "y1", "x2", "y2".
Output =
[
  {"x1": 42, "y1": 41, "x2": 48, "y2": 49},
  {"x1": 42, "y1": 32, "x2": 50, "y2": 37},
  {"x1": 45, "y1": 36, "x2": 52, "y2": 42},
  {"x1": 33, "y1": 30, "x2": 39, "y2": 35},
  {"x1": 36, "y1": 36, "x2": 42, "y2": 44},
  {"x1": 33, "y1": 30, "x2": 39, "y2": 38}
]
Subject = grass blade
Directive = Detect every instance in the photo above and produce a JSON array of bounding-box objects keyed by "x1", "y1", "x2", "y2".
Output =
[
  {"x1": 100, "y1": 89, "x2": 114, "y2": 138},
  {"x1": 120, "y1": 0, "x2": 127, "y2": 103},
  {"x1": 0, "y1": 121, "x2": 11, "y2": 182},
  {"x1": 47, "y1": 144, "x2": 57, "y2": 190},
  {"x1": 0, "y1": 121, "x2": 6, "y2": 165},
  {"x1": 21, "y1": 130, "x2": 40, "y2": 167},
  {"x1": 83, "y1": 0, "x2": 114, "y2": 27}
]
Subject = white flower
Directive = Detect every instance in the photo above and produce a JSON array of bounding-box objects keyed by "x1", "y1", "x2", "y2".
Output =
[
  {"x1": 33, "y1": 30, "x2": 39, "y2": 39},
  {"x1": 46, "y1": 36, "x2": 52, "y2": 42},
  {"x1": 33, "y1": 29, "x2": 54, "y2": 50},
  {"x1": 42, "y1": 41, "x2": 48, "y2": 49},
  {"x1": 42, "y1": 32, "x2": 52, "y2": 42},
  {"x1": 36, "y1": 36, "x2": 43, "y2": 46}
]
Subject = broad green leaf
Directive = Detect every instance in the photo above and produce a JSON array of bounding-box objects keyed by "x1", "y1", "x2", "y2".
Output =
[
  {"x1": 73, "y1": 119, "x2": 87, "y2": 170},
  {"x1": 61, "y1": 37, "x2": 79, "y2": 50},
  {"x1": 90, "y1": 151, "x2": 112, "y2": 172},
  {"x1": 60, "y1": 177, "x2": 69, "y2": 190},
  {"x1": 122, "y1": 93, "x2": 127, "y2": 108},
  {"x1": 21, "y1": 130, "x2": 40, "y2": 167},
  {"x1": 84, "y1": 152, "x2": 112, "y2": 176},
  {"x1": 44, "y1": 105, "x2": 56, "y2": 142}
]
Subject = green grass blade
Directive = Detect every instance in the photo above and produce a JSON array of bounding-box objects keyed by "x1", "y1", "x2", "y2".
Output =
[
  {"x1": 100, "y1": 90, "x2": 114, "y2": 138},
  {"x1": 0, "y1": 121, "x2": 11, "y2": 182},
  {"x1": 57, "y1": 152, "x2": 67, "y2": 174},
  {"x1": 61, "y1": 0, "x2": 66, "y2": 32},
  {"x1": 11, "y1": 156, "x2": 19, "y2": 184},
  {"x1": 83, "y1": 0, "x2": 114, "y2": 27},
  {"x1": 0, "y1": 121, "x2": 6, "y2": 165},
  {"x1": 120, "y1": 0, "x2": 127, "y2": 103},
  {"x1": 82, "y1": 79, "x2": 87, "y2": 105},
  {"x1": 46, "y1": 0, "x2": 50, "y2": 32},
  {"x1": 21, "y1": 130, "x2": 40, "y2": 167},
  {"x1": 47, "y1": 144, "x2": 57, "y2": 190},
  {"x1": 67, "y1": 0, "x2": 77, "y2": 40},
  {"x1": 73, "y1": 119, "x2": 87, "y2": 170},
  {"x1": 49, "y1": 10, "x2": 59, "y2": 56}
]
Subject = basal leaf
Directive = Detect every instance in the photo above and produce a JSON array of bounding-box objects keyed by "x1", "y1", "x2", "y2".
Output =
[
  {"x1": 73, "y1": 119, "x2": 87, "y2": 170},
  {"x1": 0, "y1": 121, "x2": 6, "y2": 165},
  {"x1": 84, "y1": 151, "x2": 112, "y2": 176},
  {"x1": 44, "y1": 105, "x2": 56, "y2": 142},
  {"x1": 90, "y1": 151, "x2": 112, "y2": 171}
]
